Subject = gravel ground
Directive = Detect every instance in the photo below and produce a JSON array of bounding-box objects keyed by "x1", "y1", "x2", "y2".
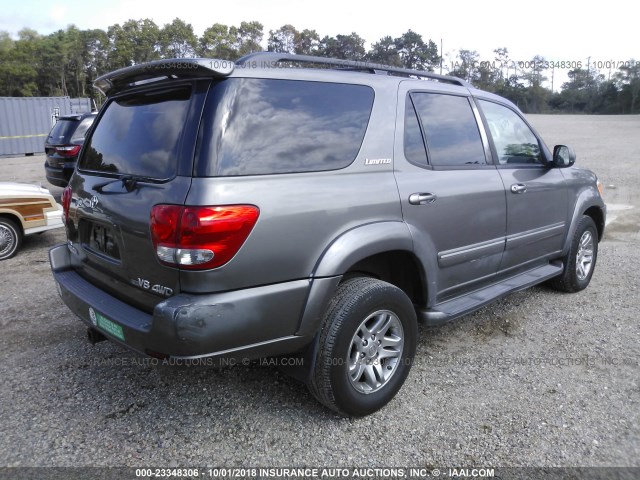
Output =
[{"x1": 0, "y1": 115, "x2": 638, "y2": 471}]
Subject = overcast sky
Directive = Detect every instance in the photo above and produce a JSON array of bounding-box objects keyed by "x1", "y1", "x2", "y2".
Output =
[{"x1": 2, "y1": 0, "x2": 635, "y2": 88}]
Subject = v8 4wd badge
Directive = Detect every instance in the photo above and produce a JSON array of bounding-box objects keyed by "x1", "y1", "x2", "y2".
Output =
[{"x1": 130, "y1": 277, "x2": 173, "y2": 297}]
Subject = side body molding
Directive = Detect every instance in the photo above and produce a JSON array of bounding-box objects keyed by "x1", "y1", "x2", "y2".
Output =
[{"x1": 296, "y1": 221, "x2": 414, "y2": 336}]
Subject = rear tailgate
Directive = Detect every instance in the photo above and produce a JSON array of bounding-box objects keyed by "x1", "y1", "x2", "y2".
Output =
[
  {"x1": 66, "y1": 80, "x2": 209, "y2": 312},
  {"x1": 45, "y1": 118, "x2": 79, "y2": 167}
]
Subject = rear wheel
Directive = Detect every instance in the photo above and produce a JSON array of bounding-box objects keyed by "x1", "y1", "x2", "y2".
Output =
[
  {"x1": 549, "y1": 215, "x2": 598, "y2": 292},
  {"x1": 308, "y1": 277, "x2": 417, "y2": 416},
  {"x1": 0, "y1": 217, "x2": 22, "y2": 260}
]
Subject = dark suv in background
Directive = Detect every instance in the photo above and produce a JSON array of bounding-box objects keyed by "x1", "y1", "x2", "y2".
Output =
[
  {"x1": 44, "y1": 112, "x2": 96, "y2": 187},
  {"x1": 50, "y1": 54, "x2": 606, "y2": 416}
]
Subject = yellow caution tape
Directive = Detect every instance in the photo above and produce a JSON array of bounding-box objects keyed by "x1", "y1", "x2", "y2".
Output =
[{"x1": 0, "y1": 133, "x2": 48, "y2": 140}]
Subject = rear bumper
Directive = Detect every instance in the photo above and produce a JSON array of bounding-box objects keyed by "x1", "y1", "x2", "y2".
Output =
[
  {"x1": 44, "y1": 162, "x2": 72, "y2": 188},
  {"x1": 49, "y1": 243, "x2": 313, "y2": 360}
]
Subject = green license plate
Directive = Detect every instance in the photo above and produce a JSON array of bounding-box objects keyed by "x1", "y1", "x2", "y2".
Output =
[{"x1": 91, "y1": 309, "x2": 125, "y2": 341}]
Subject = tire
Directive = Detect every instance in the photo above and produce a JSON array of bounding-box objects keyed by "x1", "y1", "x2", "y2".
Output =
[
  {"x1": 307, "y1": 277, "x2": 417, "y2": 417},
  {"x1": 0, "y1": 217, "x2": 23, "y2": 260},
  {"x1": 549, "y1": 215, "x2": 598, "y2": 293}
]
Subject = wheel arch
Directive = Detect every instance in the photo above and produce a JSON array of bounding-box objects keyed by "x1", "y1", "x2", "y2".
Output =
[
  {"x1": 584, "y1": 205, "x2": 605, "y2": 241},
  {"x1": 297, "y1": 221, "x2": 423, "y2": 337},
  {"x1": 311, "y1": 221, "x2": 414, "y2": 278},
  {"x1": 342, "y1": 250, "x2": 427, "y2": 306},
  {"x1": 562, "y1": 188, "x2": 606, "y2": 255},
  {"x1": 0, "y1": 211, "x2": 25, "y2": 233}
]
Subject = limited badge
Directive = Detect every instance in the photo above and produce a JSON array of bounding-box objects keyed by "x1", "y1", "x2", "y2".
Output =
[{"x1": 364, "y1": 158, "x2": 391, "y2": 166}]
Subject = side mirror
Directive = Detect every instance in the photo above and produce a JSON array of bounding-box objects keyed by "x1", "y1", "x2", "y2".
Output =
[{"x1": 552, "y1": 145, "x2": 576, "y2": 168}]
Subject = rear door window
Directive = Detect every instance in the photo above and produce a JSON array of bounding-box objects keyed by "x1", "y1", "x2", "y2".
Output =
[
  {"x1": 407, "y1": 92, "x2": 487, "y2": 167},
  {"x1": 196, "y1": 79, "x2": 375, "y2": 176},
  {"x1": 79, "y1": 86, "x2": 193, "y2": 179}
]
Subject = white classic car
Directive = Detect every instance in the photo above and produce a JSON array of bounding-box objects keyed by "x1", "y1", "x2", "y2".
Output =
[{"x1": 0, "y1": 182, "x2": 64, "y2": 260}]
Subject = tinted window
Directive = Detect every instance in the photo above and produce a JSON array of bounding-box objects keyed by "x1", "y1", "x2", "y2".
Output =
[
  {"x1": 47, "y1": 120, "x2": 77, "y2": 143},
  {"x1": 404, "y1": 98, "x2": 428, "y2": 166},
  {"x1": 197, "y1": 79, "x2": 374, "y2": 176},
  {"x1": 79, "y1": 87, "x2": 192, "y2": 178},
  {"x1": 411, "y1": 93, "x2": 486, "y2": 166},
  {"x1": 478, "y1": 100, "x2": 542, "y2": 165}
]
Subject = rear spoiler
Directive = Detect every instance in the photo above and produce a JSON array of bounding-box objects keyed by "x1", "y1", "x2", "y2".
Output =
[{"x1": 94, "y1": 58, "x2": 234, "y2": 96}]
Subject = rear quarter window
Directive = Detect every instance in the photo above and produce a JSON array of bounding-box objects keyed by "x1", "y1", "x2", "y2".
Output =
[
  {"x1": 196, "y1": 79, "x2": 375, "y2": 176},
  {"x1": 70, "y1": 117, "x2": 95, "y2": 143}
]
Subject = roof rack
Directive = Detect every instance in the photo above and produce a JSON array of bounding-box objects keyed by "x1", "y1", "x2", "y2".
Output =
[{"x1": 236, "y1": 52, "x2": 471, "y2": 88}]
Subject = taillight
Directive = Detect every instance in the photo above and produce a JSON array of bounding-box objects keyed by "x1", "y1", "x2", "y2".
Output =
[
  {"x1": 61, "y1": 186, "x2": 72, "y2": 222},
  {"x1": 150, "y1": 205, "x2": 259, "y2": 270},
  {"x1": 55, "y1": 145, "x2": 81, "y2": 157}
]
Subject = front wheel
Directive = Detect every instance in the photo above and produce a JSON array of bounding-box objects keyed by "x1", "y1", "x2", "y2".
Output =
[
  {"x1": 549, "y1": 215, "x2": 598, "y2": 293},
  {"x1": 307, "y1": 277, "x2": 417, "y2": 416}
]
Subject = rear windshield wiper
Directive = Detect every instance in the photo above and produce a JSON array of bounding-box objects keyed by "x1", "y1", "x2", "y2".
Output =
[{"x1": 93, "y1": 174, "x2": 157, "y2": 193}]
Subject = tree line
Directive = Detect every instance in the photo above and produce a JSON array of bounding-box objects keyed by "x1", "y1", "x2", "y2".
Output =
[{"x1": 0, "y1": 18, "x2": 638, "y2": 114}]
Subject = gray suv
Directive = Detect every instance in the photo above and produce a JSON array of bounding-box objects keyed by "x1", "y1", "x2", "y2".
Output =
[{"x1": 49, "y1": 53, "x2": 606, "y2": 416}]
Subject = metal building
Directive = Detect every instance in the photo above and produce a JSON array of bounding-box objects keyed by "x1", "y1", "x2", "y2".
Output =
[{"x1": 0, "y1": 97, "x2": 92, "y2": 157}]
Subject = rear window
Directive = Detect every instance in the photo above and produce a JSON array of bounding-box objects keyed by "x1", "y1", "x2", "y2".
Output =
[
  {"x1": 79, "y1": 87, "x2": 192, "y2": 179},
  {"x1": 47, "y1": 119, "x2": 78, "y2": 143},
  {"x1": 196, "y1": 79, "x2": 374, "y2": 176}
]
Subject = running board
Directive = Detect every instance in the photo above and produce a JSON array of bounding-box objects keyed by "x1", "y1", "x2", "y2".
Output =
[{"x1": 418, "y1": 262, "x2": 563, "y2": 326}]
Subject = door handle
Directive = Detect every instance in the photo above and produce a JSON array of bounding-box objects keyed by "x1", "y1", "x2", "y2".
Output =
[
  {"x1": 510, "y1": 183, "x2": 527, "y2": 194},
  {"x1": 409, "y1": 193, "x2": 437, "y2": 205}
]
